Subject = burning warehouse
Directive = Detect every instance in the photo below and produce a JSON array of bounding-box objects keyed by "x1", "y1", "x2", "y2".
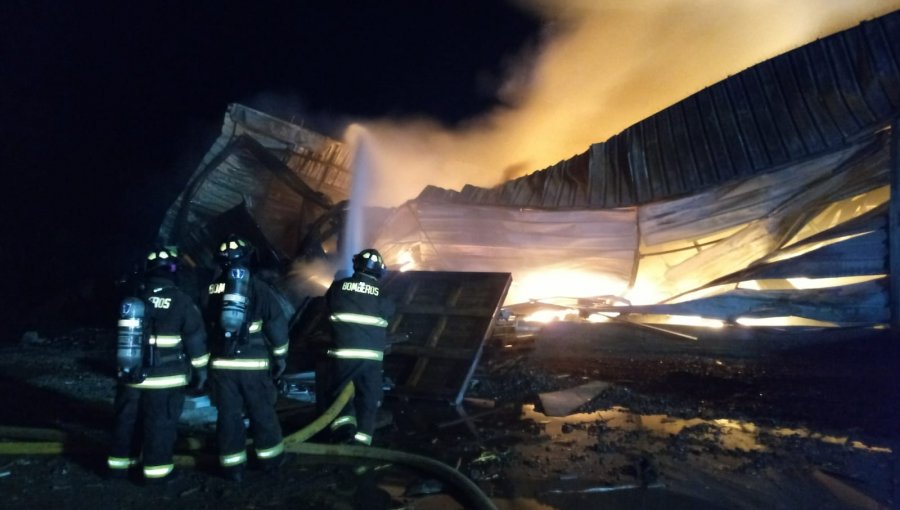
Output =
[
  {"x1": 4, "y1": 5, "x2": 900, "y2": 510},
  {"x1": 162, "y1": 11, "x2": 900, "y2": 331}
]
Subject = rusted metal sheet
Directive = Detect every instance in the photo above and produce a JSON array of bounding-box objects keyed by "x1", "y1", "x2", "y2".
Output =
[{"x1": 383, "y1": 270, "x2": 512, "y2": 404}]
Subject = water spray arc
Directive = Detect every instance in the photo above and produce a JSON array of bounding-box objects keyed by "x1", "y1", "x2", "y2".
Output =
[{"x1": 340, "y1": 125, "x2": 375, "y2": 276}]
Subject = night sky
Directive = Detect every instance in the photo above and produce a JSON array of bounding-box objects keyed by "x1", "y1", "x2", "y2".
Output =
[{"x1": 1, "y1": 1, "x2": 541, "y2": 334}]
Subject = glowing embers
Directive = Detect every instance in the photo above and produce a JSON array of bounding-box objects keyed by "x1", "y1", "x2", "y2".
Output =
[
  {"x1": 521, "y1": 308, "x2": 579, "y2": 323},
  {"x1": 503, "y1": 295, "x2": 631, "y2": 324},
  {"x1": 508, "y1": 270, "x2": 629, "y2": 309},
  {"x1": 502, "y1": 300, "x2": 581, "y2": 324}
]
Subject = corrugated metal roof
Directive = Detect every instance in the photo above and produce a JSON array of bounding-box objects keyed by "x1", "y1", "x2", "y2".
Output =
[
  {"x1": 714, "y1": 206, "x2": 888, "y2": 283},
  {"x1": 422, "y1": 10, "x2": 900, "y2": 209},
  {"x1": 617, "y1": 279, "x2": 888, "y2": 325},
  {"x1": 156, "y1": 104, "x2": 352, "y2": 268}
]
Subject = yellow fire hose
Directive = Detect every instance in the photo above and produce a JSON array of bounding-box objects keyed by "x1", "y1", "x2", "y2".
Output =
[
  {"x1": 0, "y1": 381, "x2": 498, "y2": 510},
  {"x1": 282, "y1": 379, "x2": 355, "y2": 445},
  {"x1": 281, "y1": 381, "x2": 498, "y2": 510}
]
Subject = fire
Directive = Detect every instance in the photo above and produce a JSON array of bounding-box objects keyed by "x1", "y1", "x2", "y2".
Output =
[
  {"x1": 350, "y1": 1, "x2": 900, "y2": 208},
  {"x1": 507, "y1": 269, "x2": 628, "y2": 306},
  {"x1": 521, "y1": 308, "x2": 578, "y2": 323},
  {"x1": 344, "y1": 3, "x2": 899, "y2": 330},
  {"x1": 395, "y1": 249, "x2": 416, "y2": 272}
]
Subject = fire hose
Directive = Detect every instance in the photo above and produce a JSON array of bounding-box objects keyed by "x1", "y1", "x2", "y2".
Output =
[
  {"x1": 282, "y1": 381, "x2": 499, "y2": 510},
  {"x1": 0, "y1": 382, "x2": 498, "y2": 510}
]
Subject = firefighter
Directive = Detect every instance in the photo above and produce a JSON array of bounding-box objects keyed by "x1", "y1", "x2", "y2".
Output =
[
  {"x1": 322, "y1": 248, "x2": 394, "y2": 446},
  {"x1": 205, "y1": 234, "x2": 289, "y2": 482},
  {"x1": 108, "y1": 246, "x2": 209, "y2": 483}
]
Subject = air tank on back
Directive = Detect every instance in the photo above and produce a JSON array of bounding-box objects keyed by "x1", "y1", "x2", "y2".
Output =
[
  {"x1": 220, "y1": 265, "x2": 250, "y2": 337},
  {"x1": 117, "y1": 297, "x2": 145, "y2": 378}
]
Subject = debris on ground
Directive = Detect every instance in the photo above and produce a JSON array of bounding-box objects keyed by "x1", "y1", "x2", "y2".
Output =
[{"x1": 0, "y1": 324, "x2": 897, "y2": 509}]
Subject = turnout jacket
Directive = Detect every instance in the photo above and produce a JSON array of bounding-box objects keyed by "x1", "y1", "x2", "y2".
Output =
[
  {"x1": 205, "y1": 273, "x2": 289, "y2": 370},
  {"x1": 129, "y1": 275, "x2": 208, "y2": 389},
  {"x1": 325, "y1": 271, "x2": 394, "y2": 360}
]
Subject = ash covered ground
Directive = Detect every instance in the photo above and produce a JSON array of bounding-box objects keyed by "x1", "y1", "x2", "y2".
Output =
[{"x1": 0, "y1": 322, "x2": 897, "y2": 509}]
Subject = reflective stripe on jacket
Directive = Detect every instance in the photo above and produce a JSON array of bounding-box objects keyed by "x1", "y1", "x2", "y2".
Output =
[
  {"x1": 329, "y1": 313, "x2": 388, "y2": 328},
  {"x1": 210, "y1": 358, "x2": 270, "y2": 370},
  {"x1": 327, "y1": 348, "x2": 384, "y2": 361},
  {"x1": 325, "y1": 272, "x2": 393, "y2": 354},
  {"x1": 127, "y1": 373, "x2": 189, "y2": 389}
]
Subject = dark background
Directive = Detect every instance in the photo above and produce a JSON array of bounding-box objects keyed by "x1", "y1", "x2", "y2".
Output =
[{"x1": 1, "y1": 1, "x2": 541, "y2": 336}]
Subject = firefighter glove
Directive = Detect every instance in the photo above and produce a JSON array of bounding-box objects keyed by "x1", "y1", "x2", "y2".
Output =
[{"x1": 272, "y1": 358, "x2": 286, "y2": 379}]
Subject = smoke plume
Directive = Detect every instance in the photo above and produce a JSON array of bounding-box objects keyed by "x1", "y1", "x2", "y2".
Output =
[{"x1": 356, "y1": 0, "x2": 900, "y2": 207}]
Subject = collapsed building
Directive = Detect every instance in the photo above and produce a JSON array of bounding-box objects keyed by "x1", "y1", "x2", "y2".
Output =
[{"x1": 157, "y1": 10, "x2": 900, "y2": 338}]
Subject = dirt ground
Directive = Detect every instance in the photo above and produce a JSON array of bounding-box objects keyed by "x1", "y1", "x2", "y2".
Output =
[{"x1": 0, "y1": 321, "x2": 898, "y2": 509}]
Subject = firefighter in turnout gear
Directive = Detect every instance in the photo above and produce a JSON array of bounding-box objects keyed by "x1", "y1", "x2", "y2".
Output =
[
  {"x1": 205, "y1": 234, "x2": 290, "y2": 481},
  {"x1": 108, "y1": 246, "x2": 209, "y2": 482},
  {"x1": 322, "y1": 248, "x2": 394, "y2": 446}
]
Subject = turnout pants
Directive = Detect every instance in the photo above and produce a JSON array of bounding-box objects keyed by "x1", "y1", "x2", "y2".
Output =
[
  {"x1": 211, "y1": 369, "x2": 284, "y2": 475},
  {"x1": 324, "y1": 357, "x2": 383, "y2": 445},
  {"x1": 108, "y1": 384, "x2": 185, "y2": 480}
]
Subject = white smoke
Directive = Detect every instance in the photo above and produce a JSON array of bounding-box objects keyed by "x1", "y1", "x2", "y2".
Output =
[{"x1": 356, "y1": 0, "x2": 900, "y2": 207}]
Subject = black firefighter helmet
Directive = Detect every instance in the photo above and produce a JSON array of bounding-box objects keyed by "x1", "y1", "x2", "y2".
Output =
[
  {"x1": 144, "y1": 246, "x2": 179, "y2": 275},
  {"x1": 217, "y1": 234, "x2": 253, "y2": 265},
  {"x1": 352, "y1": 248, "x2": 386, "y2": 279}
]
